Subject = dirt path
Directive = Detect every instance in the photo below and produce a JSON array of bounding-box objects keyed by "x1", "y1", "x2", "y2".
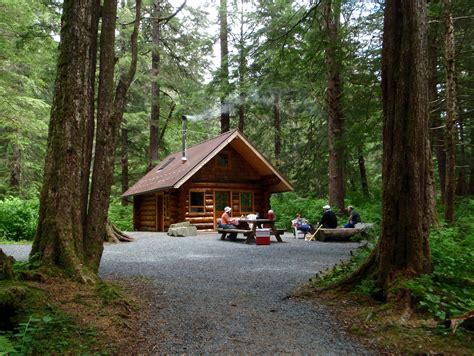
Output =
[{"x1": 99, "y1": 232, "x2": 371, "y2": 354}]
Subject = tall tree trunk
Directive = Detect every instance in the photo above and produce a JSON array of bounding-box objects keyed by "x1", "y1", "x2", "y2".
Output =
[
  {"x1": 428, "y1": 24, "x2": 446, "y2": 203},
  {"x1": 443, "y1": 0, "x2": 457, "y2": 224},
  {"x1": 470, "y1": 123, "x2": 474, "y2": 194},
  {"x1": 121, "y1": 122, "x2": 129, "y2": 206},
  {"x1": 358, "y1": 154, "x2": 369, "y2": 197},
  {"x1": 148, "y1": 0, "x2": 161, "y2": 171},
  {"x1": 273, "y1": 93, "x2": 281, "y2": 166},
  {"x1": 9, "y1": 143, "x2": 21, "y2": 192},
  {"x1": 238, "y1": 0, "x2": 246, "y2": 133},
  {"x1": 31, "y1": 0, "x2": 98, "y2": 282},
  {"x1": 82, "y1": 0, "x2": 101, "y2": 228},
  {"x1": 378, "y1": 0, "x2": 433, "y2": 292},
  {"x1": 84, "y1": 0, "x2": 118, "y2": 272},
  {"x1": 85, "y1": 0, "x2": 141, "y2": 271},
  {"x1": 219, "y1": 0, "x2": 230, "y2": 133},
  {"x1": 455, "y1": 119, "x2": 467, "y2": 195},
  {"x1": 324, "y1": 0, "x2": 345, "y2": 213}
]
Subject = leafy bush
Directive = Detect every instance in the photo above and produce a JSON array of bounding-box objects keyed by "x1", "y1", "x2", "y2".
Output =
[
  {"x1": 407, "y1": 198, "x2": 474, "y2": 319},
  {"x1": 108, "y1": 200, "x2": 133, "y2": 231},
  {"x1": 0, "y1": 197, "x2": 38, "y2": 241},
  {"x1": 270, "y1": 192, "x2": 381, "y2": 229}
]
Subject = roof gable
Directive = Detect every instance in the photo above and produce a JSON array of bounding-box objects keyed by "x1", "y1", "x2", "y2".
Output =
[{"x1": 122, "y1": 129, "x2": 293, "y2": 197}]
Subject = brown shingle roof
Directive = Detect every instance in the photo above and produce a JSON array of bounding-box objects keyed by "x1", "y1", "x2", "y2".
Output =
[{"x1": 122, "y1": 129, "x2": 293, "y2": 197}]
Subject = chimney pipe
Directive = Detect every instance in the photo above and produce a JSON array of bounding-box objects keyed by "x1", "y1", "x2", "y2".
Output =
[{"x1": 181, "y1": 115, "x2": 187, "y2": 163}]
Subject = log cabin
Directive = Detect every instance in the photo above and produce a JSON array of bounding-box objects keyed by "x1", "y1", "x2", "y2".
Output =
[{"x1": 122, "y1": 129, "x2": 293, "y2": 232}]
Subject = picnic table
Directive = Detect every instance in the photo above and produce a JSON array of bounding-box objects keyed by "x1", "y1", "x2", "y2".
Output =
[
  {"x1": 217, "y1": 219, "x2": 284, "y2": 244},
  {"x1": 241, "y1": 218, "x2": 283, "y2": 243}
]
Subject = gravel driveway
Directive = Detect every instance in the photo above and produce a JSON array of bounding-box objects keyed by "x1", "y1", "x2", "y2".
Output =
[{"x1": 2, "y1": 232, "x2": 370, "y2": 354}]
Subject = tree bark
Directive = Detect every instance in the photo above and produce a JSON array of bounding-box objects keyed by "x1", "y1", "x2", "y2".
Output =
[
  {"x1": 31, "y1": 0, "x2": 98, "y2": 282},
  {"x1": 82, "y1": 0, "x2": 101, "y2": 228},
  {"x1": 358, "y1": 154, "x2": 369, "y2": 197},
  {"x1": 470, "y1": 124, "x2": 474, "y2": 194},
  {"x1": 9, "y1": 143, "x2": 21, "y2": 192},
  {"x1": 455, "y1": 119, "x2": 467, "y2": 195},
  {"x1": 378, "y1": 0, "x2": 433, "y2": 292},
  {"x1": 148, "y1": 0, "x2": 161, "y2": 171},
  {"x1": 85, "y1": 0, "x2": 141, "y2": 272},
  {"x1": 121, "y1": 122, "x2": 129, "y2": 206},
  {"x1": 443, "y1": 0, "x2": 457, "y2": 224},
  {"x1": 324, "y1": 0, "x2": 345, "y2": 214},
  {"x1": 273, "y1": 93, "x2": 281, "y2": 166},
  {"x1": 238, "y1": 0, "x2": 246, "y2": 133},
  {"x1": 84, "y1": 0, "x2": 118, "y2": 272},
  {"x1": 220, "y1": 0, "x2": 230, "y2": 133},
  {"x1": 427, "y1": 14, "x2": 446, "y2": 204}
]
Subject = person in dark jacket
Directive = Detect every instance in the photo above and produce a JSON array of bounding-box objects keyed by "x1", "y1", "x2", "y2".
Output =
[
  {"x1": 344, "y1": 205, "x2": 361, "y2": 228},
  {"x1": 320, "y1": 205, "x2": 337, "y2": 228}
]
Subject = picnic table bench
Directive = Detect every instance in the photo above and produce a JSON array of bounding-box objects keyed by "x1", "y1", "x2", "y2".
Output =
[
  {"x1": 217, "y1": 219, "x2": 284, "y2": 244},
  {"x1": 217, "y1": 228, "x2": 254, "y2": 243}
]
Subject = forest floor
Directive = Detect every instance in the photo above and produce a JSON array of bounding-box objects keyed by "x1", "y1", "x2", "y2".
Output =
[
  {"x1": 293, "y1": 285, "x2": 474, "y2": 354},
  {"x1": 3, "y1": 233, "x2": 472, "y2": 354}
]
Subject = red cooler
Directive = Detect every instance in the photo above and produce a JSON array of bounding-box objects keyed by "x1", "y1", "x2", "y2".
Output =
[{"x1": 256, "y1": 228, "x2": 271, "y2": 245}]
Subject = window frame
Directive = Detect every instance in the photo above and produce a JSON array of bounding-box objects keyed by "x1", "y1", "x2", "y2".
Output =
[
  {"x1": 239, "y1": 191, "x2": 254, "y2": 214},
  {"x1": 189, "y1": 190, "x2": 206, "y2": 214}
]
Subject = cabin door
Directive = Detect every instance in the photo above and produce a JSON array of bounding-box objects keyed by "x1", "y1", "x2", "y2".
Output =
[
  {"x1": 214, "y1": 190, "x2": 231, "y2": 228},
  {"x1": 156, "y1": 194, "x2": 163, "y2": 231}
]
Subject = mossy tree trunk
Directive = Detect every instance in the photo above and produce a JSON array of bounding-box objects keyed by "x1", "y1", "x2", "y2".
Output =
[
  {"x1": 324, "y1": 0, "x2": 345, "y2": 214},
  {"x1": 148, "y1": 0, "x2": 162, "y2": 171},
  {"x1": 31, "y1": 0, "x2": 141, "y2": 280},
  {"x1": 219, "y1": 0, "x2": 230, "y2": 133},
  {"x1": 338, "y1": 0, "x2": 433, "y2": 300},
  {"x1": 378, "y1": 0, "x2": 433, "y2": 293},
  {"x1": 443, "y1": 0, "x2": 457, "y2": 224},
  {"x1": 32, "y1": 0, "x2": 99, "y2": 282}
]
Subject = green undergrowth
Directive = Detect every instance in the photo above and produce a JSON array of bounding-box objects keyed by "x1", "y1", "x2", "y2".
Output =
[
  {"x1": 407, "y1": 198, "x2": 474, "y2": 320},
  {"x1": 0, "y1": 197, "x2": 133, "y2": 243},
  {"x1": 309, "y1": 197, "x2": 474, "y2": 322},
  {"x1": 0, "y1": 281, "x2": 100, "y2": 355},
  {"x1": 108, "y1": 200, "x2": 133, "y2": 231},
  {"x1": 270, "y1": 192, "x2": 381, "y2": 230},
  {"x1": 0, "y1": 257, "x2": 138, "y2": 355}
]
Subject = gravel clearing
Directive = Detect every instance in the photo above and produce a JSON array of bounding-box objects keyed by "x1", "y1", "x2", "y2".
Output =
[{"x1": 2, "y1": 232, "x2": 372, "y2": 354}]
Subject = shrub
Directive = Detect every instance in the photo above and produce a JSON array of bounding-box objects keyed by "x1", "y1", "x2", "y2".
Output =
[
  {"x1": 270, "y1": 192, "x2": 381, "y2": 230},
  {"x1": 0, "y1": 197, "x2": 38, "y2": 241},
  {"x1": 108, "y1": 201, "x2": 133, "y2": 231},
  {"x1": 407, "y1": 198, "x2": 474, "y2": 319}
]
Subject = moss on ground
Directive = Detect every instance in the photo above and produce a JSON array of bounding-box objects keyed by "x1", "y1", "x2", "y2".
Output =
[{"x1": 0, "y1": 276, "x2": 144, "y2": 354}]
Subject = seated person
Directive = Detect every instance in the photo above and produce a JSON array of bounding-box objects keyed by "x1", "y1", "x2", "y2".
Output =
[
  {"x1": 292, "y1": 213, "x2": 312, "y2": 237},
  {"x1": 319, "y1": 205, "x2": 337, "y2": 228},
  {"x1": 344, "y1": 205, "x2": 361, "y2": 228},
  {"x1": 219, "y1": 207, "x2": 238, "y2": 240},
  {"x1": 246, "y1": 213, "x2": 257, "y2": 229}
]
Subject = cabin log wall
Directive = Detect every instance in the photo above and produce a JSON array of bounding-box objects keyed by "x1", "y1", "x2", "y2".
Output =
[{"x1": 133, "y1": 147, "x2": 274, "y2": 232}]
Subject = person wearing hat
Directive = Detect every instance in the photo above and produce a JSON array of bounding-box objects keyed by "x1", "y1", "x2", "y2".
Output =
[
  {"x1": 344, "y1": 205, "x2": 361, "y2": 228},
  {"x1": 220, "y1": 206, "x2": 238, "y2": 240},
  {"x1": 319, "y1": 205, "x2": 337, "y2": 228}
]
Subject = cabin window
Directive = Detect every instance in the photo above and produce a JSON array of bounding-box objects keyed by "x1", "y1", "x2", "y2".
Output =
[
  {"x1": 215, "y1": 191, "x2": 230, "y2": 212},
  {"x1": 240, "y1": 192, "x2": 253, "y2": 213},
  {"x1": 216, "y1": 151, "x2": 231, "y2": 169},
  {"x1": 189, "y1": 191, "x2": 205, "y2": 213}
]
